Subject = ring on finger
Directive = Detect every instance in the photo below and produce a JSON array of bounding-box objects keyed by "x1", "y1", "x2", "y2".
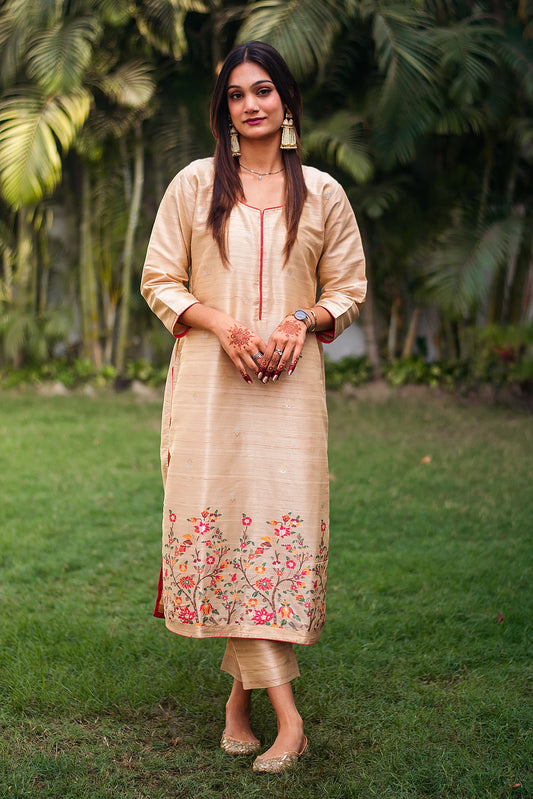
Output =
[
  {"x1": 252, "y1": 351, "x2": 263, "y2": 361},
  {"x1": 274, "y1": 348, "x2": 284, "y2": 356}
]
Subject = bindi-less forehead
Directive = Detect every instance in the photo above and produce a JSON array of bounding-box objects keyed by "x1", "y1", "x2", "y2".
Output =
[
  {"x1": 227, "y1": 78, "x2": 274, "y2": 91},
  {"x1": 227, "y1": 62, "x2": 275, "y2": 92}
]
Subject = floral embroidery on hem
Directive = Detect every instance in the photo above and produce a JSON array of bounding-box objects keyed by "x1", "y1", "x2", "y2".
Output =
[{"x1": 162, "y1": 509, "x2": 328, "y2": 632}]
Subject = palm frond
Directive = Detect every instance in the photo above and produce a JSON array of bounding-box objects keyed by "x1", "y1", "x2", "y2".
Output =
[
  {"x1": 424, "y1": 215, "x2": 525, "y2": 318},
  {"x1": 133, "y1": 0, "x2": 198, "y2": 59},
  {"x1": 238, "y1": 0, "x2": 345, "y2": 80},
  {"x1": 0, "y1": 87, "x2": 91, "y2": 208},
  {"x1": 26, "y1": 16, "x2": 102, "y2": 94},
  {"x1": 97, "y1": 61, "x2": 155, "y2": 108},
  {"x1": 498, "y1": 34, "x2": 533, "y2": 103},
  {"x1": 371, "y1": 7, "x2": 440, "y2": 164},
  {"x1": 434, "y1": 21, "x2": 501, "y2": 105},
  {"x1": 93, "y1": 0, "x2": 131, "y2": 27},
  {"x1": 0, "y1": 309, "x2": 47, "y2": 363},
  {"x1": 434, "y1": 106, "x2": 487, "y2": 136},
  {"x1": 0, "y1": 0, "x2": 58, "y2": 31},
  {"x1": 508, "y1": 116, "x2": 533, "y2": 162},
  {"x1": 305, "y1": 111, "x2": 373, "y2": 184},
  {"x1": 0, "y1": 25, "x2": 28, "y2": 89},
  {"x1": 348, "y1": 178, "x2": 406, "y2": 219}
]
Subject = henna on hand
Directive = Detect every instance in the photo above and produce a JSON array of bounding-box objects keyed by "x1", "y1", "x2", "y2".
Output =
[
  {"x1": 278, "y1": 319, "x2": 304, "y2": 336},
  {"x1": 228, "y1": 325, "x2": 252, "y2": 348}
]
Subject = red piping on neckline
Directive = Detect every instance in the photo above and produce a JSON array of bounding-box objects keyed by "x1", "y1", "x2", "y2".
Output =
[{"x1": 239, "y1": 201, "x2": 285, "y2": 211}]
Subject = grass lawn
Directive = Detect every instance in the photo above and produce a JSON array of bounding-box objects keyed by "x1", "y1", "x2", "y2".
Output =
[{"x1": 0, "y1": 388, "x2": 531, "y2": 798}]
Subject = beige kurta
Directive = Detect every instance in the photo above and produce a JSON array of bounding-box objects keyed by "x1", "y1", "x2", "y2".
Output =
[{"x1": 141, "y1": 157, "x2": 366, "y2": 645}]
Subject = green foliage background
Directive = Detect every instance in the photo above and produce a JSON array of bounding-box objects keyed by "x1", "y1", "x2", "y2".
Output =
[{"x1": 0, "y1": 1, "x2": 532, "y2": 376}]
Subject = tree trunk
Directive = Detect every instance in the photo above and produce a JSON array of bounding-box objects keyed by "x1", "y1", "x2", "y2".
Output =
[
  {"x1": 358, "y1": 219, "x2": 382, "y2": 377},
  {"x1": 14, "y1": 207, "x2": 33, "y2": 309},
  {"x1": 402, "y1": 307, "x2": 420, "y2": 359},
  {"x1": 116, "y1": 124, "x2": 144, "y2": 374},
  {"x1": 79, "y1": 166, "x2": 102, "y2": 367},
  {"x1": 38, "y1": 214, "x2": 51, "y2": 315},
  {"x1": 387, "y1": 294, "x2": 401, "y2": 361},
  {"x1": 2, "y1": 248, "x2": 13, "y2": 303}
]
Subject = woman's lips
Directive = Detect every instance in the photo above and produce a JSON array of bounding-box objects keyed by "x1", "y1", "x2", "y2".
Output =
[{"x1": 245, "y1": 118, "x2": 265, "y2": 125}]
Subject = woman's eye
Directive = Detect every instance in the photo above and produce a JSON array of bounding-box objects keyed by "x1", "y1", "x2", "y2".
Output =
[
  {"x1": 257, "y1": 88, "x2": 271, "y2": 96},
  {"x1": 229, "y1": 92, "x2": 242, "y2": 101}
]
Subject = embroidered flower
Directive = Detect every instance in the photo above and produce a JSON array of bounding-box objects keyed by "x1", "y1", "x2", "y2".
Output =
[
  {"x1": 179, "y1": 576, "x2": 194, "y2": 589},
  {"x1": 286, "y1": 560, "x2": 296, "y2": 569},
  {"x1": 321, "y1": 521, "x2": 326, "y2": 532},
  {"x1": 279, "y1": 601, "x2": 295, "y2": 619},
  {"x1": 275, "y1": 525, "x2": 291, "y2": 537},
  {"x1": 194, "y1": 521, "x2": 210, "y2": 534},
  {"x1": 200, "y1": 601, "x2": 213, "y2": 615},
  {"x1": 248, "y1": 598, "x2": 258, "y2": 607},
  {"x1": 255, "y1": 565, "x2": 266, "y2": 574},
  {"x1": 179, "y1": 564, "x2": 187, "y2": 572},
  {"x1": 178, "y1": 607, "x2": 195, "y2": 623},
  {"x1": 169, "y1": 512, "x2": 177, "y2": 523},
  {"x1": 256, "y1": 577, "x2": 274, "y2": 590},
  {"x1": 206, "y1": 555, "x2": 215, "y2": 565},
  {"x1": 252, "y1": 608, "x2": 274, "y2": 625},
  {"x1": 242, "y1": 516, "x2": 252, "y2": 526}
]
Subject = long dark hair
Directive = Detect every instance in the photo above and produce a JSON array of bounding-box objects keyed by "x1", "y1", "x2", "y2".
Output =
[{"x1": 207, "y1": 41, "x2": 307, "y2": 265}]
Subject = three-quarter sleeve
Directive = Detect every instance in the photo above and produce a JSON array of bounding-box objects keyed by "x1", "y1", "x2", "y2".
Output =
[
  {"x1": 316, "y1": 181, "x2": 367, "y2": 343},
  {"x1": 141, "y1": 170, "x2": 200, "y2": 338}
]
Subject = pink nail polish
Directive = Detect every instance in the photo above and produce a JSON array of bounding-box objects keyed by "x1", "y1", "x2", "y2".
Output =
[
  {"x1": 287, "y1": 368, "x2": 293, "y2": 376},
  {"x1": 257, "y1": 372, "x2": 263, "y2": 380}
]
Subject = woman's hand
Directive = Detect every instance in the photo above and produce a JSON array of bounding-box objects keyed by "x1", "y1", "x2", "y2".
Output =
[
  {"x1": 215, "y1": 319, "x2": 268, "y2": 384},
  {"x1": 259, "y1": 316, "x2": 307, "y2": 383}
]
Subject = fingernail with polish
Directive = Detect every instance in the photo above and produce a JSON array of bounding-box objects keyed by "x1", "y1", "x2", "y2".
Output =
[
  {"x1": 287, "y1": 368, "x2": 293, "y2": 376},
  {"x1": 257, "y1": 372, "x2": 263, "y2": 380}
]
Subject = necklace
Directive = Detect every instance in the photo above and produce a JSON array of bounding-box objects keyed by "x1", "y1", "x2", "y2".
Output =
[{"x1": 240, "y1": 163, "x2": 285, "y2": 181}]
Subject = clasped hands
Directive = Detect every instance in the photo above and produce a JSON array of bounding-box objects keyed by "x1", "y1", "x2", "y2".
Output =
[{"x1": 219, "y1": 316, "x2": 307, "y2": 385}]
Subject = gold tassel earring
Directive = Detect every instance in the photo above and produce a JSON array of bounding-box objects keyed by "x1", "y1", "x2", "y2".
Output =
[
  {"x1": 280, "y1": 109, "x2": 297, "y2": 150},
  {"x1": 229, "y1": 121, "x2": 241, "y2": 157}
]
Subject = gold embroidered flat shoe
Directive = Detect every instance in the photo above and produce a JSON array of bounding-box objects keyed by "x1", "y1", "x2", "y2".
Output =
[
  {"x1": 252, "y1": 736, "x2": 308, "y2": 773},
  {"x1": 220, "y1": 732, "x2": 261, "y2": 755}
]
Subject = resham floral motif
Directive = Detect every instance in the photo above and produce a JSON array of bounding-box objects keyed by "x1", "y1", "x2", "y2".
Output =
[{"x1": 162, "y1": 508, "x2": 328, "y2": 632}]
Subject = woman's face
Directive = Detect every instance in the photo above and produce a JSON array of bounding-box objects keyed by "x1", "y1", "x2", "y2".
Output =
[{"x1": 226, "y1": 61, "x2": 285, "y2": 146}]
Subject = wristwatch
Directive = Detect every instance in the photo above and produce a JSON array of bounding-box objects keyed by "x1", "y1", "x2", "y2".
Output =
[{"x1": 292, "y1": 309, "x2": 316, "y2": 332}]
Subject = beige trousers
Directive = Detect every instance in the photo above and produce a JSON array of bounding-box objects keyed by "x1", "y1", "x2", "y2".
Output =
[{"x1": 220, "y1": 638, "x2": 300, "y2": 690}]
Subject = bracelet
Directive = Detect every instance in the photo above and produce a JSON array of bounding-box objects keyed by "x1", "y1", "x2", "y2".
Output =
[{"x1": 307, "y1": 308, "x2": 317, "y2": 333}]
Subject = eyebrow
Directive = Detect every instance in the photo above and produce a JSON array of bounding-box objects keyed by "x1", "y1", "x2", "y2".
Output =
[{"x1": 227, "y1": 80, "x2": 274, "y2": 90}]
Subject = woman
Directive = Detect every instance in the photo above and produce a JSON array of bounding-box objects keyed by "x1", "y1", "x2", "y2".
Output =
[{"x1": 141, "y1": 41, "x2": 366, "y2": 773}]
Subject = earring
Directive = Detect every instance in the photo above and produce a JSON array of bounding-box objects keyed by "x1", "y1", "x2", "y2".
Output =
[
  {"x1": 280, "y1": 109, "x2": 297, "y2": 150},
  {"x1": 229, "y1": 121, "x2": 240, "y2": 157}
]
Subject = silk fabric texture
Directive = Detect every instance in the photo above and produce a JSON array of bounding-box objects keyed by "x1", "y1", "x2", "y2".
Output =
[{"x1": 141, "y1": 158, "x2": 366, "y2": 645}]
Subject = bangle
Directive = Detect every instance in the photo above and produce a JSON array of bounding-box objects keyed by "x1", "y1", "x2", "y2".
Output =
[{"x1": 307, "y1": 308, "x2": 317, "y2": 333}]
